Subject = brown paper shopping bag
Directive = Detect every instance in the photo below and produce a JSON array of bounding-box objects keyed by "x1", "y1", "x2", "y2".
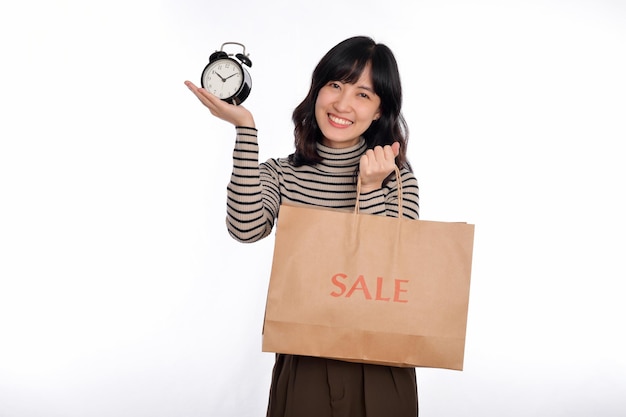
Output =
[{"x1": 262, "y1": 173, "x2": 475, "y2": 370}]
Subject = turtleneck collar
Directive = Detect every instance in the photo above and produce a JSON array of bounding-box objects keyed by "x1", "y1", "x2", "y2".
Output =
[{"x1": 315, "y1": 138, "x2": 367, "y2": 168}]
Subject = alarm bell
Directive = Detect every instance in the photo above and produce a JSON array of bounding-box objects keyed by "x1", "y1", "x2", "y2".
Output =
[{"x1": 209, "y1": 42, "x2": 252, "y2": 67}]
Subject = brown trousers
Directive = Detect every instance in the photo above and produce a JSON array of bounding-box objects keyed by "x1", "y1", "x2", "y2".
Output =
[{"x1": 266, "y1": 354, "x2": 418, "y2": 417}]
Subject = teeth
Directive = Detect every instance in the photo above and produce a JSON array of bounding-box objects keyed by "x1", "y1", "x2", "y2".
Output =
[{"x1": 329, "y1": 114, "x2": 352, "y2": 125}]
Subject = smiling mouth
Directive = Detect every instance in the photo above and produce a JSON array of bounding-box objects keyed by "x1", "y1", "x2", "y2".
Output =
[{"x1": 328, "y1": 114, "x2": 353, "y2": 126}]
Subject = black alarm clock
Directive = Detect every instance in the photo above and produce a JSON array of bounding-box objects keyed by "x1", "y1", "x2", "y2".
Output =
[{"x1": 201, "y1": 42, "x2": 252, "y2": 105}]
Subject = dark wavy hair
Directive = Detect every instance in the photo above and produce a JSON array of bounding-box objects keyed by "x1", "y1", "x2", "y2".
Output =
[{"x1": 289, "y1": 36, "x2": 411, "y2": 173}]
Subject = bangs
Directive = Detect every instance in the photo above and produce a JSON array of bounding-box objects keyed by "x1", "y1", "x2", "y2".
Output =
[{"x1": 324, "y1": 55, "x2": 371, "y2": 85}]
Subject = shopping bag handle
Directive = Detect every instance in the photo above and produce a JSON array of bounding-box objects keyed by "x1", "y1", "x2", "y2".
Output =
[{"x1": 355, "y1": 166, "x2": 403, "y2": 218}]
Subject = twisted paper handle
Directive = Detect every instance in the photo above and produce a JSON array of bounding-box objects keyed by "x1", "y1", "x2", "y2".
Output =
[{"x1": 355, "y1": 166, "x2": 403, "y2": 218}]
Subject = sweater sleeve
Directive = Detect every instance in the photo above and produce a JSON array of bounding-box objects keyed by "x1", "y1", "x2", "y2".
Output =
[
  {"x1": 225, "y1": 126, "x2": 280, "y2": 243},
  {"x1": 357, "y1": 168, "x2": 420, "y2": 220}
]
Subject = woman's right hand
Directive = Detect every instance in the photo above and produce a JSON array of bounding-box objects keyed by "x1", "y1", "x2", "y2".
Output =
[{"x1": 184, "y1": 81, "x2": 255, "y2": 128}]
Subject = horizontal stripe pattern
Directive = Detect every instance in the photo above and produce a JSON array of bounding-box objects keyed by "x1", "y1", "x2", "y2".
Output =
[{"x1": 227, "y1": 126, "x2": 420, "y2": 242}]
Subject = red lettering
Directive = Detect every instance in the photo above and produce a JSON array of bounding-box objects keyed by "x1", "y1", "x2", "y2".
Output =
[
  {"x1": 393, "y1": 279, "x2": 409, "y2": 303},
  {"x1": 330, "y1": 274, "x2": 409, "y2": 303},
  {"x1": 345, "y1": 275, "x2": 372, "y2": 300},
  {"x1": 375, "y1": 277, "x2": 391, "y2": 301},
  {"x1": 330, "y1": 273, "x2": 348, "y2": 297}
]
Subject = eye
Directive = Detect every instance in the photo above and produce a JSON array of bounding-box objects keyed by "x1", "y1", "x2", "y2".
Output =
[
  {"x1": 328, "y1": 82, "x2": 341, "y2": 89},
  {"x1": 358, "y1": 92, "x2": 370, "y2": 99}
]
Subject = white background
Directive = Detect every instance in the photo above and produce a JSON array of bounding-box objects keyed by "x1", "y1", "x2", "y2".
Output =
[{"x1": 1, "y1": 0, "x2": 625, "y2": 416}]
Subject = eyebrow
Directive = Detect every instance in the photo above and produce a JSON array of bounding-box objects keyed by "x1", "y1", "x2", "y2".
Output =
[{"x1": 357, "y1": 85, "x2": 377, "y2": 94}]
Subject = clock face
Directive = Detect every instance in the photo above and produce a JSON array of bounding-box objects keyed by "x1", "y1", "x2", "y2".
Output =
[{"x1": 202, "y1": 59, "x2": 244, "y2": 100}]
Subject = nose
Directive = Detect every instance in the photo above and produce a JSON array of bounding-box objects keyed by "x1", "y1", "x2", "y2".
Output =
[{"x1": 333, "y1": 89, "x2": 352, "y2": 112}]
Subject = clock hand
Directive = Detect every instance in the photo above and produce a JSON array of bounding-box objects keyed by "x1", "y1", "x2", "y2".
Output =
[
  {"x1": 214, "y1": 72, "x2": 227, "y2": 82},
  {"x1": 224, "y1": 73, "x2": 239, "y2": 80}
]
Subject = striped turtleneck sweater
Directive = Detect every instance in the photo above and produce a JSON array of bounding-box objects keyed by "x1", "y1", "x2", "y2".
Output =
[{"x1": 227, "y1": 126, "x2": 420, "y2": 243}]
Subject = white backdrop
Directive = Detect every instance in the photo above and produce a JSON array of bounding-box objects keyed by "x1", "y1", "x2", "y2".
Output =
[{"x1": 1, "y1": 0, "x2": 625, "y2": 416}]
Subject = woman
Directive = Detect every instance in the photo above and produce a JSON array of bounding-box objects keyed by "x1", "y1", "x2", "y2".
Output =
[{"x1": 185, "y1": 35, "x2": 420, "y2": 417}]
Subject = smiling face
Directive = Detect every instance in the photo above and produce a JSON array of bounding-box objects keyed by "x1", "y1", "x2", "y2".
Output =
[{"x1": 314, "y1": 64, "x2": 381, "y2": 149}]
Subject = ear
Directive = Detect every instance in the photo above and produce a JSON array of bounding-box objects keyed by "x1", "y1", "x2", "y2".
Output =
[{"x1": 373, "y1": 109, "x2": 381, "y2": 121}]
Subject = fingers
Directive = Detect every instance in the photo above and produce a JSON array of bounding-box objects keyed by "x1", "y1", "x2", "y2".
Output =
[
  {"x1": 391, "y1": 141, "x2": 401, "y2": 157},
  {"x1": 361, "y1": 143, "x2": 399, "y2": 171},
  {"x1": 184, "y1": 81, "x2": 228, "y2": 114},
  {"x1": 184, "y1": 80, "x2": 220, "y2": 109},
  {"x1": 184, "y1": 80, "x2": 255, "y2": 127},
  {"x1": 358, "y1": 142, "x2": 400, "y2": 192}
]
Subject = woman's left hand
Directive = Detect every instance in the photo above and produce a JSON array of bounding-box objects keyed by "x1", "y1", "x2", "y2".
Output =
[{"x1": 358, "y1": 142, "x2": 400, "y2": 193}]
